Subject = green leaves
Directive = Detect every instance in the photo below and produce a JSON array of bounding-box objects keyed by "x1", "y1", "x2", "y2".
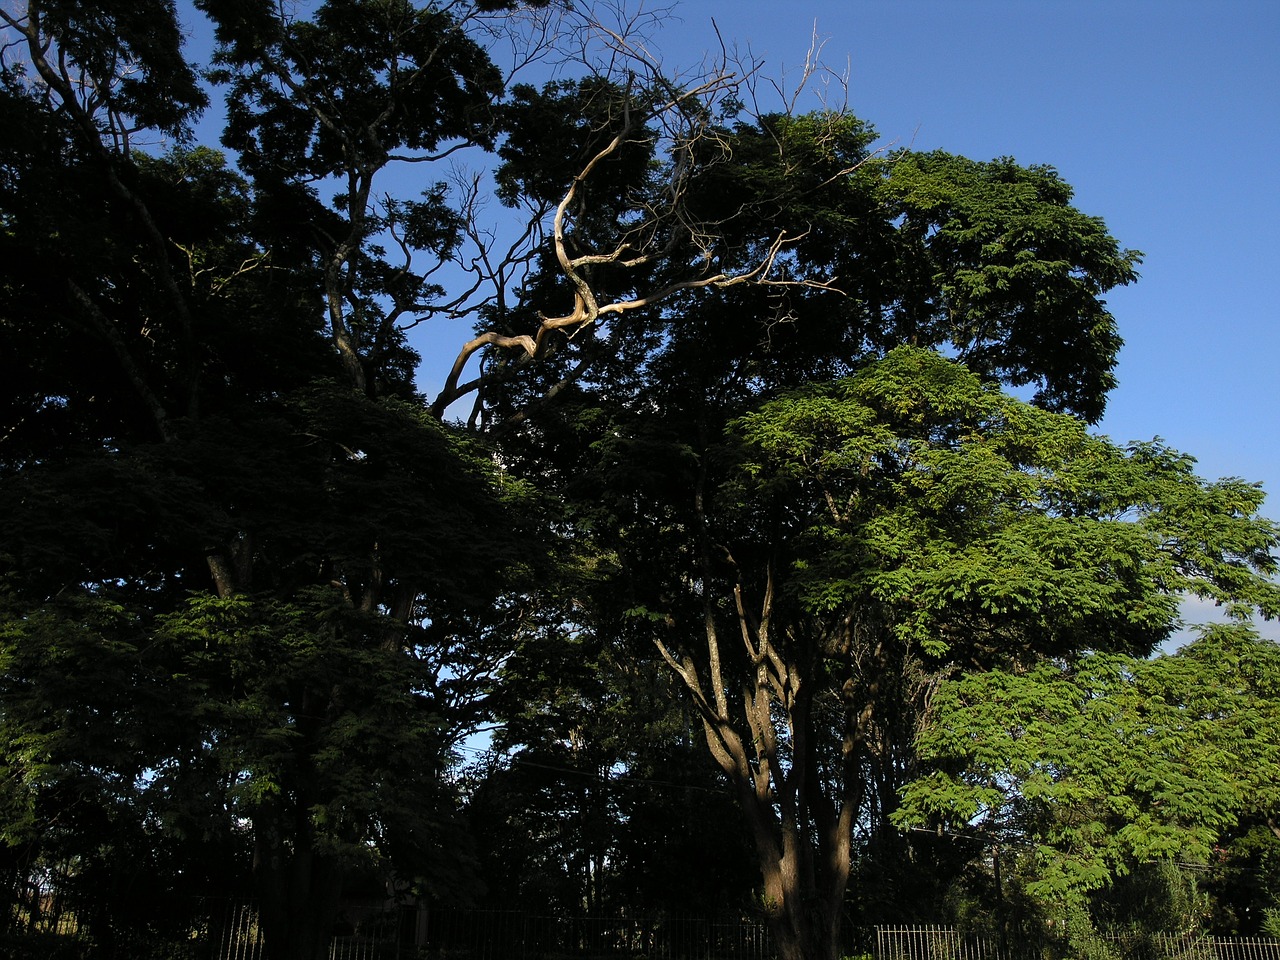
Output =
[
  {"x1": 881, "y1": 153, "x2": 1142, "y2": 421},
  {"x1": 729, "y1": 347, "x2": 1278, "y2": 665},
  {"x1": 899, "y1": 624, "x2": 1280, "y2": 904},
  {"x1": 157, "y1": 589, "x2": 452, "y2": 853}
]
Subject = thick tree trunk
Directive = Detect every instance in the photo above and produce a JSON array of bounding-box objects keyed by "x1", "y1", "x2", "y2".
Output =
[
  {"x1": 252, "y1": 787, "x2": 345, "y2": 960},
  {"x1": 751, "y1": 812, "x2": 847, "y2": 960},
  {"x1": 767, "y1": 903, "x2": 842, "y2": 960},
  {"x1": 701, "y1": 717, "x2": 852, "y2": 960},
  {"x1": 254, "y1": 830, "x2": 344, "y2": 960}
]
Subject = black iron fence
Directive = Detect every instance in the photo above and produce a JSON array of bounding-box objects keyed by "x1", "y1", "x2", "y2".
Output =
[
  {"x1": 873, "y1": 925, "x2": 1280, "y2": 960},
  {"x1": 15, "y1": 904, "x2": 1279, "y2": 960},
  {"x1": 421, "y1": 907, "x2": 773, "y2": 960},
  {"x1": 202, "y1": 903, "x2": 775, "y2": 960}
]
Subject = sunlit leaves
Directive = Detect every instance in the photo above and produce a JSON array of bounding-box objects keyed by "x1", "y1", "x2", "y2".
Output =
[
  {"x1": 900, "y1": 625, "x2": 1280, "y2": 905},
  {"x1": 730, "y1": 347, "x2": 1279, "y2": 664}
]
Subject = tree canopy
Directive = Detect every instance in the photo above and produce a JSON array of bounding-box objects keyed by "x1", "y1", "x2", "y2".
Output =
[
  {"x1": 0, "y1": 2, "x2": 1275, "y2": 960},
  {"x1": 897, "y1": 623, "x2": 1280, "y2": 945}
]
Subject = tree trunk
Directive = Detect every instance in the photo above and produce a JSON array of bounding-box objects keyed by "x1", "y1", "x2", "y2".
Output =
[
  {"x1": 708, "y1": 725, "x2": 850, "y2": 960},
  {"x1": 253, "y1": 795, "x2": 345, "y2": 960},
  {"x1": 756, "y1": 824, "x2": 845, "y2": 960}
]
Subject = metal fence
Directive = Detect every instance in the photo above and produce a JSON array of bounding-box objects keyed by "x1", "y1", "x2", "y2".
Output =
[
  {"x1": 207, "y1": 903, "x2": 775, "y2": 960},
  {"x1": 422, "y1": 907, "x2": 773, "y2": 960},
  {"x1": 873, "y1": 926, "x2": 1280, "y2": 960},
  {"x1": 875, "y1": 925, "x2": 1037, "y2": 960},
  {"x1": 213, "y1": 900, "x2": 402, "y2": 960},
  {"x1": 213, "y1": 900, "x2": 264, "y2": 960},
  {"x1": 22, "y1": 906, "x2": 1278, "y2": 960},
  {"x1": 1095, "y1": 934, "x2": 1280, "y2": 960}
]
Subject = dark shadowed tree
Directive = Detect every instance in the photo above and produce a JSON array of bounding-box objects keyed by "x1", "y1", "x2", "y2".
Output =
[{"x1": 0, "y1": 3, "x2": 544, "y2": 957}]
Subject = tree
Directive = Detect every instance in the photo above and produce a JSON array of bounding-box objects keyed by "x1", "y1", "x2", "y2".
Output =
[
  {"x1": 0, "y1": 382, "x2": 538, "y2": 959},
  {"x1": 898, "y1": 622, "x2": 1280, "y2": 944},
  {"x1": 522, "y1": 344, "x2": 1279, "y2": 960},
  {"x1": 0, "y1": 3, "x2": 544, "y2": 957},
  {"x1": 479, "y1": 87, "x2": 1145, "y2": 955},
  {"x1": 1203, "y1": 821, "x2": 1280, "y2": 937},
  {"x1": 3, "y1": 0, "x2": 812, "y2": 949},
  {"x1": 0, "y1": 8, "x2": 324, "y2": 945}
]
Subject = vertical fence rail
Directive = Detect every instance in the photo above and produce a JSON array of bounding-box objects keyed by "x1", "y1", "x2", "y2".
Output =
[
  {"x1": 875, "y1": 926, "x2": 1280, "y2": 960},
  {"x1": 215, "y1": 901, "x2": 265, "y2": 960},
  {"x1": 415, "y1": 908, "x2": 774, "y2": 960}
]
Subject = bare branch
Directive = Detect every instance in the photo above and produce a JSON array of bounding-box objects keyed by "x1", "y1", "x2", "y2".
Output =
[{"x1": 424, "y1": 11, "x2": 904, "y2": 423}]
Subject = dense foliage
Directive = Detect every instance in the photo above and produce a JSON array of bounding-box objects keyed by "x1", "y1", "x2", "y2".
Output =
[
  {"x1": 1, "y1": 2, "x2": 1277, "y2": 960},
  {"x1": 899, "y1": 623, "x2": 1280, "y2": 946}
]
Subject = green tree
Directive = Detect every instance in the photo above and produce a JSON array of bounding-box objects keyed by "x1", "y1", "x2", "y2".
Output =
[
  {"x1": 482, "y1": 96, "x2": 1145, "y2": 957},
  {"x1": 520, "y1": 343, "x2": 1278, "y2": 960},
  {"x1": 0, "y1": 3, "x2": 544, "y2": 957},
  {"x1": 899, "y1": 623, "x2": 1280, "y2": 941}
]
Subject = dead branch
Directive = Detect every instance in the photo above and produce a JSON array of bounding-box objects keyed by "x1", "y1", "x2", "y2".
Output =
[{"x1": 427, "y1": 10, "x2": 890, "y2": 423}]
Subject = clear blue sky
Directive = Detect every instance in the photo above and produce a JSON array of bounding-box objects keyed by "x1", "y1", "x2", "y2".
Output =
[{"x1": 178, "y1": 1, "x2": 1279, "y2": 521}]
